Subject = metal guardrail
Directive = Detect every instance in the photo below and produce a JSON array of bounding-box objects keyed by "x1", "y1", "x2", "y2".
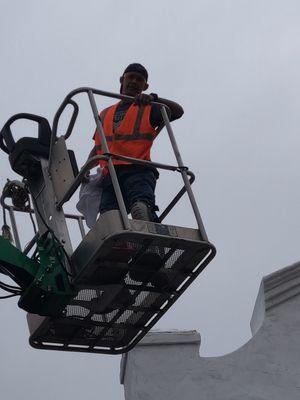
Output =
[
  {"x1": 48, "y1": 88, "x2": 208, "y2": 241},
  {"x1": 1, "y1": 200, "x2": 86, "y2": 253},
  {"x1": 0, "y1": 87, "x2": 209, "y2": 250}
]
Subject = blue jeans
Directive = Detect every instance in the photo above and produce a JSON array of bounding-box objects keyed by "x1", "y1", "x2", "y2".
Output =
[{"x1": 99, "y1": 166, "x2": 159, "y2": 221}]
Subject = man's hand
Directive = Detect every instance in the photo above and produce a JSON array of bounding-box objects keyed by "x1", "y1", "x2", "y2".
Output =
[
  {"x1": 133, "y1": 93, "x2": 184, "y2": 121},
  {"x1": 134, "y1": 93, "x2": 157, "y2": 105}
]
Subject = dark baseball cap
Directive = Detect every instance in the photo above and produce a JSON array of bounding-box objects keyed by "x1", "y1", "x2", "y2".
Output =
[{"x1": 122, "y1": 63, "x2": 148, "y2": 81}]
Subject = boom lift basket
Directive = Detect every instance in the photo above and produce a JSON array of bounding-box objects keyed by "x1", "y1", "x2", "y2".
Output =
[{"x1": 0, "y1": 88, "x2": 216, "y2": 354}]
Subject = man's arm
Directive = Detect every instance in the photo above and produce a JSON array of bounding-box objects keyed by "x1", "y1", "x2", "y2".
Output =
[
  {"x1": 134, "y1": 93, "x2": 184, "y2": 121},
  {"x1": 151, "y1": 95, "x2": 184, "y2": 121}
]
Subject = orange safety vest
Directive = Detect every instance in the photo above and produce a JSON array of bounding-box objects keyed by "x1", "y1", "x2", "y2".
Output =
[{"x1": 93, "y1": 102, "x2": 159, "y2": 173}]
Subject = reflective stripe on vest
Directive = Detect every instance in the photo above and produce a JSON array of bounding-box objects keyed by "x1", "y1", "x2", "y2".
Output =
[{"x1": 94, "y1": 103, "x2": 158, "y2": 163}]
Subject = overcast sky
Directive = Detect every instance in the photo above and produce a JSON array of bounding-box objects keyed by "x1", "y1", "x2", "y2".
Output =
[{"x1": 1, "y1": 1, "x2": 300, "y2": 399}]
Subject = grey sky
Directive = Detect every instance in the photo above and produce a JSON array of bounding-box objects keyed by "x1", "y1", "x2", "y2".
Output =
[{"x1": 1, "y1": 0, "x2": 300, "y2": 399}]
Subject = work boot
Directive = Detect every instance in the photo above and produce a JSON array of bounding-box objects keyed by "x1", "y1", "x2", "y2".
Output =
[
  {"x1": 150, "y1": 269, "x2": 179, "y2": 292},
  {"x1": 130, "y1": 201, "x2": 152, "y2": 221},
  {"x1": 98, "y1": 285, "x2": 135, "y2": 313},
  {"x1": 87, "y1": 261, "x2": 128, "y2": 285},
  {"x1": 70, "y1": 284, "x2": 135, "y2": 314},
  {"x1": 106, "y1": 286, "x2": 135, "y2": 312},
  {"x1": 129, "y1": 252, "x2": 162, "y2": 282}
]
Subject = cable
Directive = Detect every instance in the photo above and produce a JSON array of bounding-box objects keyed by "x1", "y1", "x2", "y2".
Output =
[
  {"x1": 44, "y1": 226, "x2": 73, "y2": 277},
  {"x1": 0, "y1": 281, "x2": 21, "y2": 291},
  {"x1": 0, "y1": 264, "x2": 23, "y2": 292},
  {"x1": 0, "y1": 263, "x2": 23, "y2": 298},
  {"x1": 0, "y1": 293, "x2": 19, "y2": 299},
  {"x1": 25, "y1": 182, "x2": 74, "y2": 278},
  {"x1": 49, "y1": 232, "x2": 73, "y2": 277},
  {"x1": 0, "y1": 278, "x2": 22, "y2": 297},
  {"x1": 24, "y1": 181, "x2": 50, "y2": 231},
  {"x1": 27, "y1": 196, "x2": 37, "y2": 234},
  {"x1": 0, "y1": 285, "x2": 21, "y2": 295}
]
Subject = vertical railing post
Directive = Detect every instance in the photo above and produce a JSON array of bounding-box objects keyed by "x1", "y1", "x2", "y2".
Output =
[
  {"x1": 160, "y1": 106, "x2": 208, "y2": 242},
  {"x1": 77, "y1": 216, "x2": 86, "y2": 239},
  {"x1": 8, "y1": 206, "x2": 22, "y2": 250},
  {"x1": 87, "y1": 90, "x2": 130, "y2": 230}
]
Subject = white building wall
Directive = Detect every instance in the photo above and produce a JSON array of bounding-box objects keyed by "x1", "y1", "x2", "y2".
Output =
[{"x1": 120, "y1": 263, "x2": 300, "y2": 400}]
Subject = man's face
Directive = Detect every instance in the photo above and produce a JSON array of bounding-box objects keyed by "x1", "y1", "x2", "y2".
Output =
[{"x1": 120, "y1": 72, "x2": 148, "y2": 96}]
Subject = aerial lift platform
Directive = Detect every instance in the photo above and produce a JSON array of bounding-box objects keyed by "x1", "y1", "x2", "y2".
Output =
[{"x1": 0, "y1": 88, "x2": 216, "y2": 354}]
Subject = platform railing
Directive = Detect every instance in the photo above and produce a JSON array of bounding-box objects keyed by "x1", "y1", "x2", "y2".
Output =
[
  {"x1": 1, "y1": 199, "x2": 86, "y2": 253},
  {"x1": 48, "y1": 88, "x2": 208, "y2": 241}
]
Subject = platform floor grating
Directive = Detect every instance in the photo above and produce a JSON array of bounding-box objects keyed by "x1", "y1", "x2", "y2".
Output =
[{"x1": 29, "y1": 234, "x2": 215, "y2": 353}]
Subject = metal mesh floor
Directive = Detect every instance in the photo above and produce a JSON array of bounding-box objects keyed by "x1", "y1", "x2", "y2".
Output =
[{"x1": 29, "y1": 233, "x2": 215, "y2": 354}]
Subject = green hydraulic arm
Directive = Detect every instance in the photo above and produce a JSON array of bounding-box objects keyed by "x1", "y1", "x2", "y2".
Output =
[{"x1": 0, "y1": 234, "x2": 77, "y2": 316}]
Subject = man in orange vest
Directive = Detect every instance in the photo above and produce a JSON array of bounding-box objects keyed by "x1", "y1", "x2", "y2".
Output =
[{"x1": 93, "y1": 63, "x2": 184, "y2": 222}]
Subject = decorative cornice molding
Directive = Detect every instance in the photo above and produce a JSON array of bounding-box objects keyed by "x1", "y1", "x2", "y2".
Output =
[{"x1": 263, "y1": 262, "x2": 300, "y2": 311}]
